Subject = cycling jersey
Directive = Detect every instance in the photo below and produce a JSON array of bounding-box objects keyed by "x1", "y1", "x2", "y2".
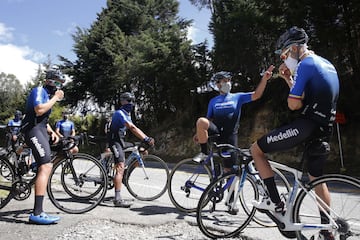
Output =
[
  {"x1": 56, "y1": 119, "x2": 75, "y2": 137},
  {"x1": 290, "y1": 54, "x2": 339, "y2": 127},
  {"x1": 207, "y1": 92, "x2": 252, "y2": 135},
  {"x1": 22, "y1": 87, "x2": 51, "y2": 131},
  {"x1": 109, "y1": 108, "x2": 132, "y2": 141},
  {"x1": 8, "y1": 119, "x2": 22, "y2": 135}
]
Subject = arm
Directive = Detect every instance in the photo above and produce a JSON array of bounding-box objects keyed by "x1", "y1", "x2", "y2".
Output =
[
  {"x1": 47, "y1": 124, "x2": 60, "y2": 143},
  {"x1": 251, "y1": 65, "x2": 275, "y2": 101},
  {"x1": 34, "y1": 90, "x2": 64, "y2": 116},
  {"x1": 125, "y1": 122, "x2": 154, "y2": 145}
]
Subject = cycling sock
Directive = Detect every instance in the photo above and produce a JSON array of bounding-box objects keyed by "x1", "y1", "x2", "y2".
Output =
[
  {"x1": 34, "y1": 195, "x2": 44, "y2": 215},
  {"x1": 320, "y1": 210, "x2": 330, "y2": 224},
  {"x1": 263, "y1": 177, "x2": 281, "y2": 204},
  {"x1": 200, "y1": 143, "x2": 208, "y2": 155},
  {"x1": 115, "y1": 190, "x2": 121, "y2": 201}
]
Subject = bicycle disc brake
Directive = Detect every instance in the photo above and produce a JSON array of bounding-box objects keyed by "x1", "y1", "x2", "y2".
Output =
[{"x1": 12, "y1": 180, "x2": 31, "y2": 201}]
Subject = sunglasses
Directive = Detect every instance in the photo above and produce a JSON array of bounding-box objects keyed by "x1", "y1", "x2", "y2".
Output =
[
  {"x1": 48, "y1": 80, "x2": 63, "y2": 89},
  {"x1": 280, "y1": 47, "x2": 291, "y2": 60}
]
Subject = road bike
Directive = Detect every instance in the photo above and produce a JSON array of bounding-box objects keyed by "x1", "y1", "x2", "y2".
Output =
[
  {"x1": 196, "y1": 144, "x2": 360, "y2": 239},
  {"x1": 168, "y1": 135, "x2": 289, "y2": 227},
  {"x1": 87, "y1": 135, "x2": 169, "y2": 201}
]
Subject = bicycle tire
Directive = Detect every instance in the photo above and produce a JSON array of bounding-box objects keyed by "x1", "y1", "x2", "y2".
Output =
[
  {"x1": 246, "y1": 163, "x2": 291, "y2": 227},
  {"x1": 47, "y1": 154, "x2": 108, "y2": 214},
  {"x1": 0, "y1": 156, "x2": 15, "y2": 209},
  {"x1": 293, "y1": 174, "x2": 360, "y2": 240},
  {"x1": 125, "y1": 154, "x2": 169, "y2": 201},
  {"x1": 196, "y1": 172, "x2": 257, "y2": 239},
  {"x1": 168, "y1": 158, "x2": 212, "y2": 212}
]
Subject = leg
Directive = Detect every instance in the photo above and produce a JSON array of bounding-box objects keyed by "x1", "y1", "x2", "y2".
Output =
[{"x1": 195, "y1": 117, "x2": 210, "y2": 144}]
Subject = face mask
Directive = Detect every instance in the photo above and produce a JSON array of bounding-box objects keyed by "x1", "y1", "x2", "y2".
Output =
[
  {"x1": 44, "y1": 85, "x2": 57, "y2": 95},
  {"x1": 219, "y1": 82, "x2": 231, "y2": 94},
  {"x1": 284, "y1": 56, "x2": 299, "y2": 74},
  {"x1": 122, "y1": 103, "x2": 134, "y2": 113}
]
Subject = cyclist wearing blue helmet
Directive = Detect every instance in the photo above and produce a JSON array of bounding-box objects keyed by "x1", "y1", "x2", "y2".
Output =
[
  {"x1": 251, "y1": 26, "x2": 339, "y2": 240},
  {"x1": 7, "y1": 110, "x2": 22, "y2": 150},
  {"x1": 108, "y1": 92, "x2": 155, "y2": 208},
  {"x1": 193, "y1": 65, "x2": 274, "y2": 174},
  {"x1": 21, "y1": 67, "x2": 65, "y2": 224}
]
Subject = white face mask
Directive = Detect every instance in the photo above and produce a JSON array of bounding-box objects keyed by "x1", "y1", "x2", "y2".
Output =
[
  {"x1": 219, "y1": 81, "x2": 231, "y2": 94},
  {"x1": 284, "y1": 56, "x2": 298, "y2": 74}
]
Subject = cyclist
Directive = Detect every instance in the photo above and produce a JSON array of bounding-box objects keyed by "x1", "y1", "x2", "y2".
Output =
[
  {"x1": 193, "y1": 65, "x2": 274, "y2": 175},
  {"x1": 55, "y1": 111, "x2": 79, "y2": 154},
  {"x1": 251, "y1": 26, "x2": 339, "y2": 240},
  {"x1": 21, "y1": 68, "x2": 65, "y2": 224},
  {"x1": 7, "y1": 110, "x2": 22, "y2": 151},
  {"x1": 108, "y1": 92, "x2": 154, "y2": 208}
]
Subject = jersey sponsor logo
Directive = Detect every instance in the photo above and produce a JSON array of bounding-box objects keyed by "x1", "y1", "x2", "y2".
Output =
[
  {"x1": 267, "y1": 128, "x2": 300, "y2": 143},
  {"x1": 30, "y1": 136, "x2": 45, "y2": 157},
  {"x1": 214, "y1": 101, "x2": 235, "y2": 109}
]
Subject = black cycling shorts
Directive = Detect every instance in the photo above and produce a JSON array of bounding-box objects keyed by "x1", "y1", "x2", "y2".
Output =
[
  {"x1": 208, "y1": 121, "x2": 238, "y2": 169},
  {"x1": 110, "y1": 140, "x2": 126, "y2": 164},
  {"x1": 25, "y1": 125, "x2": 52, "y2": 166},
  {"x1": 257, "y1": 118, "x2": 332, "y2": 177}
]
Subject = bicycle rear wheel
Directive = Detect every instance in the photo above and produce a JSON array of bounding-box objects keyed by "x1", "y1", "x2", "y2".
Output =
[
  {"x1": 47, "y1": 154, "x2": 108, "y2": 214},
  {"x1": 168, "y1": 158, "x2": 212, "y2": 212},
  {"x1": 0, "y1": 157, "x2": 15, "y2": 209},
  {"x1": 125, "y1": 154, "x2": 169, "y2": 201},
  {"x1": 196, "y1": 172, "x2": 257, "y2": 239},
  {"x1": 293, "y1": 174, "x2": 360, "y2": 240}
]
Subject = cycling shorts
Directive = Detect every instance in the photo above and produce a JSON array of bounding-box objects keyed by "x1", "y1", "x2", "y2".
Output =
[
  {"x1": 208, "y1": 121, "x2": 238, "y2": 169},
  {"x1": 257, "y1": 118, "x2": 332, "y2": 177},
  {"x1": 110, "y1": 140, "x2": 126, "y2": 164},
  {"x1": 25, "y1": 125, "x2": 52, "y2": 166}
]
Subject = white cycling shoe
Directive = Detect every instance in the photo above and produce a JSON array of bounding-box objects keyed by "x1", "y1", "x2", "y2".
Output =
[{"x1": 252, "y1": 197, "x2": 285, "y2": 213}]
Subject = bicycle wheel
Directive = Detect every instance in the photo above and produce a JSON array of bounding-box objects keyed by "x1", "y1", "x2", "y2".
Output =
[
  {"x1": 47, "y1": 154, "x2": 108, "y2": 214},
  {"x1": 248, "y1": 164, "x2": 291, "y2": 227},
  {"x1": 168, "y1": 158, "x2": 212, "y2": 212},
  {"x1": 125, "y1": 154, "x2": 169, "y2": 201},
  {"x1": 196, "y1": 172, "x2": 257, "y2": 239},
  {"x1": 293, "y1": 174, "x2": 360, "y2": 240},
  {"x1": 0, "y1": 157, "x2": 15, "y2": 209}
]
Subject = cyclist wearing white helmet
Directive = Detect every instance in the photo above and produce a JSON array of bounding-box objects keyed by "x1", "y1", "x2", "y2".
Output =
[
  {"x1": 193, "y1": 65, "x2": 274, "y2": 174},
  {"x1": 21, "y1": 68, "x2": 65, "y2": 224},
  {"x1": 251, "y1": 26, "x2": 339, "y2": 240}
]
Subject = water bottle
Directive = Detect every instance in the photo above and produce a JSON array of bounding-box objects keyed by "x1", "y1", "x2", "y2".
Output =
[{"x1": 30, "y1": 162, "x2": 38, "y2": 173}]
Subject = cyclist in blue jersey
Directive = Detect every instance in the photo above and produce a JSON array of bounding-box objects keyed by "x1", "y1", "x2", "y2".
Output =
[
  {"x1": 7, "y1": 110, "x2": 22, "y2": 151},
  {"x1": 108, "y1": 92, "x2": 154, "y2": 208},
  {"x1": 193, "y1": 65, "x2": 274, "y2": 173},
  {"x1": 21, "y1": 68, "x2": 65, "y2": 224},
  {"x1": 251, "y1": 26, "x2": 339, "y2": 240},
  {"x1": 55, "y1": 111, "x2": 78, "y2": 154}
]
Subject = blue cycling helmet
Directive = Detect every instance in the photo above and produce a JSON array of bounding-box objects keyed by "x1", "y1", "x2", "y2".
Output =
[
  {"x1": 209, "y1": 71, "x2": 232, "y2": 90},
  {"x1": 275, "y1": 26, "x2": 309, "y2": 54}
]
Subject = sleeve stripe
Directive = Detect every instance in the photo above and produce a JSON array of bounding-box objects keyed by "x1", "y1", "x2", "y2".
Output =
[{"x1": 288, "y1": 94, "x2": 302, "y2": 100}]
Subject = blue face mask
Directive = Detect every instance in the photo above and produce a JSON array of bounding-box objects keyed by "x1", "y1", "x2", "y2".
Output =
[{"x1": 122, "y1": 103, "x2": 134, "y2": 113}]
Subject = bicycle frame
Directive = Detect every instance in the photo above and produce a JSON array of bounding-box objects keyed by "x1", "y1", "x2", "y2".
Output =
[{"x1": 261, "y1": 161, "x2": 338, "y2": 232}]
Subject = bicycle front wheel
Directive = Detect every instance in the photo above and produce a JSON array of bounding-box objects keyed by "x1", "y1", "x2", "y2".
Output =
[
  {"x1": 0, "y1": 157, "x2": 15, "y2": 209},
  {"x1": 293, "y1": 174, "x2": 360, "y2": 240},
  {"x1": 125, "y1": 154, "x2": 169, "y2": 201},
  {"x1": 47, "y1": 154, "x2": 108, "y2": 214},
  {"x1": 196, "y1": 172, "x2": 257, "y2": 239},
  {"x1": 168, "y1": 158, "x2": 212, "y2": 213}
]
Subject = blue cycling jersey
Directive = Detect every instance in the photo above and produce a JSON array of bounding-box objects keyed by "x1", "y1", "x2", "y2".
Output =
[
  {"x1": 207, "y1": 92, "x2": 252, "y2": 135},
  {"x1": 110, "y1": 108, "x2": 132, "y2": 139},
  {"x1": 56, "y1": 119, "x2": 75, "y2": 137},
  {"x1": 8, "y1": 119, "x2": 22, "y2": 135},
  {"x1": 22, "y1": 87, "x2": 51, "y2": 130},
  {"x1": 290, "y1": 54, "x2": 339, "y2": 127}
]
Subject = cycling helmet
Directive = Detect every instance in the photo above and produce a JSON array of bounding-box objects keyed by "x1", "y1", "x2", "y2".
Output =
[
  {"x1": 120, "y1": 92, "x2": 135, "y2": 103},
  {"x1": 275, "y1": 26, "x2": 309, "y2": 54},
  {"x1": 45, "y1": 69, "x2": 66, "y2": 86},
  {"x1": 15, "y1": 110, "x2": 22, "y2": 117},
  {"x1": 209, "y1": 71, "x2": 232, "y2": 90}
]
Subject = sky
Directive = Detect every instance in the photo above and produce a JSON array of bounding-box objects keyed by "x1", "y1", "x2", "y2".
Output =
[{"x1": 0, "y1": 0, "x2": 212, "y2": 86}]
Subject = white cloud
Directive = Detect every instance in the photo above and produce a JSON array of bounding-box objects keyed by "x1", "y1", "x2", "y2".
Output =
[
  {"x1": 187, "y1": 25, "x2": 199, "y2": 43},
  {"x1": 0, "y1": 22, "x2": 45, "y2": 85},
  {"x1": 0, "y1": 43, "x2": 43, "y2": 85}
]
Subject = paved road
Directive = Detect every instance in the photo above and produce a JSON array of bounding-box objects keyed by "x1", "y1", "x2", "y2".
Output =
[{"x1": 0, "y1": 184, "x2": 286, "y2": 240}]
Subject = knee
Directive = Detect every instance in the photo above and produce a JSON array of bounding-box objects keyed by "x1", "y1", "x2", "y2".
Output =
[
  {"x1": 115, "y1": 163, "x2": 125, "y2": 175},
  {"x1": 196, "y1": 117, "x2": 209, "y2": 129}
]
